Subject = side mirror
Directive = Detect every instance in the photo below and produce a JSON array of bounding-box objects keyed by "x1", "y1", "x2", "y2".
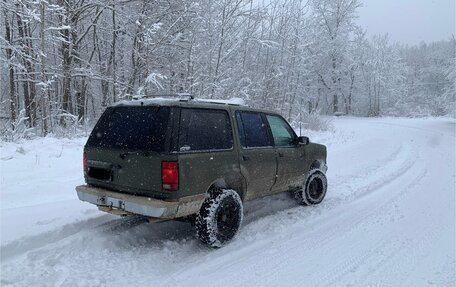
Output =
[{"x1": 296, "y1": 136, "x2": 309, "y2": 145}]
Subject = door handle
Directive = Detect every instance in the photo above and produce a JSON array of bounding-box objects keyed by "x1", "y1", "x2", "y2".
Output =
[
  {"x1": 278, "y1": 152, "x2": 284, "y2": 157},
  {"x1": 242, "y1": 155, "x2": 250, "y2": 161}
]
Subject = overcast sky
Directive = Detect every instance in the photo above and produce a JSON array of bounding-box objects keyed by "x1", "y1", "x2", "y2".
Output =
[{"x1": 357, "y1": 0, "x2": 455, "y2": 45}]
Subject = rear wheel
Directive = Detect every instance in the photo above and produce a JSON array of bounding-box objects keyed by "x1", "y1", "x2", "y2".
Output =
[
  {"x1": 295, "y1": 169, "x2": 327, "y2": 205},
  {"x1": 195, "y1": 188, "x2": 243, "y2": 248}
]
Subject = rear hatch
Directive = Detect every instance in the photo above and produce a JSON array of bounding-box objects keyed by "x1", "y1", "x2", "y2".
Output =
[{"x1": 84, "y1": 105, "x2": 176, "y2": 199}]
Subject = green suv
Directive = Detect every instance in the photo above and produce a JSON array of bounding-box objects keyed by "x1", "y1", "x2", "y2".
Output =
[{"x1": 76, "y1": 96, "x2": 328, "y2": 247}]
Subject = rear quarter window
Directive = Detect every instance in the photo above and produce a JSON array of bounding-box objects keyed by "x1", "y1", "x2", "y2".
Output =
[
  {"x1": 86, "y1": 106, "x2": 170, "y2": 151},
  {"x1": 178, "y1": 108, "x2": 233, "y2": 151}
]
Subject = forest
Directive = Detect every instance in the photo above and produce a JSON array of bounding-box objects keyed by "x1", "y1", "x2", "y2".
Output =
[{"x1": 1, "y1": 0, "x2": 455, "y2": 139}]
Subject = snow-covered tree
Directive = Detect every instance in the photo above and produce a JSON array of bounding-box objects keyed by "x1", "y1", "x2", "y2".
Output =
[{"x1": 0, "y1": 0, "x2": 454, "y2": 139}]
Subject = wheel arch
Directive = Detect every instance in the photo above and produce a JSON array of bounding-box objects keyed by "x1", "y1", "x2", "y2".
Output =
[
  {"x1": 204, "y1": 175, "x2": 246, "y2": 201},
  {"x1": 309, "y1": 159, "x2": 327, "y2": 173}
]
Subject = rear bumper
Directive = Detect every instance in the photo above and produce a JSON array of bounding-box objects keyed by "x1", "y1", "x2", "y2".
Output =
[{"x1": 76, "y1": 185, "x2": 205, "y2": 219}]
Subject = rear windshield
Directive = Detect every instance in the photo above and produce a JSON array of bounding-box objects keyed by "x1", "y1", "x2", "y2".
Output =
[{"x1": 86, "y1": 106, "x2": 170, "y2": 151}]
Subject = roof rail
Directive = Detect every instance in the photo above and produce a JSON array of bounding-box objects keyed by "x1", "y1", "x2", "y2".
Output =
[{"x1": 132, "y1": 93, "x2": 194, "y2": 101}]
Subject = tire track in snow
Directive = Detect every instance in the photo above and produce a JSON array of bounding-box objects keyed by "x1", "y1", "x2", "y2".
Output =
[
  {"x1": 307, "y1": 166, "x2": 429, "y2": 287},
  {"x1": 1, "y1": 216, "x2": 199, "y2": 286},
  {"x1": 0, "y1": 214, "x2": 149, "y2": 261},
  {"x1": 328, "y1": 141, "x2": 405, "y2": 189},
  {"x1": 156, "y1": 142, "x2": 427, "y2": 287},
  {"x1": 259, "y1": 165, "x2": 428, "y2": 287},
  {"x1": 238, "y1": 140, "x2": 423, "y2": 285}
]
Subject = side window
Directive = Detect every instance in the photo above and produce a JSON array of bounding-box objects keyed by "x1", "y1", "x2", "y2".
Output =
[
  {"x1": 236, "y1": 111, "x2": 270, "y2": 148},
  {"x1": 179, "y1": 108, "x2": 233, "y2": 151},
  {"x1": 266, "y1": 115, "x2": 296, "y2": 146}
]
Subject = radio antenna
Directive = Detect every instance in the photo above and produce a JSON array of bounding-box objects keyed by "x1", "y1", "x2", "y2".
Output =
[{"x1": 299, "y1": 97, "x2": 303, "y2": 136}]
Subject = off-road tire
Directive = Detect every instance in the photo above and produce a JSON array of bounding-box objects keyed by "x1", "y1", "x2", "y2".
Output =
[
  {"x1": 195, "y1": 188, "x2": 243, "y2": 248},
  {"x1": 295, "y1": 169, "x2": 327, "y2": 205}
]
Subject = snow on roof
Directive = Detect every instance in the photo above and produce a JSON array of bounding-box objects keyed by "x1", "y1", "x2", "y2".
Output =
[
  {"x1": 195, "y1": 97, "x2": 246, "y2": 106},
  {"x1": 112, "y1": 97, "x2": 180, "y2": 107},
  {"x1": 111, "y1": 96, "x2": 246, "y2": 107}
]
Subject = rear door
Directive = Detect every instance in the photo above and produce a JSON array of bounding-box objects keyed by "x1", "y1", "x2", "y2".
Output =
[
  {"x1": 235, "y1": 111, "x2": 277, "y2": 200},
  {"x1": 265, "y1": 114, "x2": 305, "y2": 192}
]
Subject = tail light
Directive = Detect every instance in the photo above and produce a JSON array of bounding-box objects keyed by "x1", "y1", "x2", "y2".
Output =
[
  {"x1": 162, "y1": 161, "x2": 178, "y2": 191},
  {"x1": 83, "y1": 151, "x2": 87, "y2": 176}
]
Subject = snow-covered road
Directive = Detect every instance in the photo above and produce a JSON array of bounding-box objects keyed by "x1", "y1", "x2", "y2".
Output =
[{"x1": 1, "y1": 117, "x2": 455, "y2": 286}]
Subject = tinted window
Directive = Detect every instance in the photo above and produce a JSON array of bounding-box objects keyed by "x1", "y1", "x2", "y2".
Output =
[
  {"x1": 236, "y1": 112, "x2": 270, "y2": 148},
  {"x1": 179, "y1": 109, "x2": 233, "y2": 151},
  {"x1": 266, "y1": 115, "x2": 296, "y2": 146},
  {"x1": 86, "y1": 106, "x2": 170, "y2": 151}
]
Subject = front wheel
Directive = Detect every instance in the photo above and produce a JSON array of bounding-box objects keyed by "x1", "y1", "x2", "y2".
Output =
[
  {"x1": 295, "y1": 169, "x2": 327, "y2": 205},
  {"x1": 195, "y1": 188, "x2": 243, "y2": 248}
]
